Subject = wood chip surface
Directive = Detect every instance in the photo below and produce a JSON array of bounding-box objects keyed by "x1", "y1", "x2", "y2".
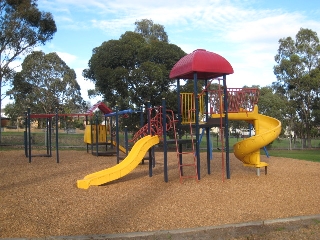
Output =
[{"x1": 1, "y1": 150, "x2": 320, "y2": 238}]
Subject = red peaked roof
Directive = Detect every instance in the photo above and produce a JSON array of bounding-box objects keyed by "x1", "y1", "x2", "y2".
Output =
[{"x1": 169, "y1": 49, "x2": 234, "y2": 79}]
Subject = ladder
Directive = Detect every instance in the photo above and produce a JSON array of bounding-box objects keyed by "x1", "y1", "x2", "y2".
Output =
[{"x1": 174, "y1": 110, "x2": 198, "y2": 183}]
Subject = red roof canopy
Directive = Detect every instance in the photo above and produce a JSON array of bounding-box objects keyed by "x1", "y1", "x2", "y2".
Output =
[{"x1": 169, "y1": 49, "x2": 234, "y2": 79}]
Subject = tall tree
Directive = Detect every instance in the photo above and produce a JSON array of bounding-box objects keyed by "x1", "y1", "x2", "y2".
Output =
[
  {"x1": 3, "y1": 102, "x2": 18, "y2": 125},
  {"x1": 0, "y1": 0, "x2": 56, "y2": 141},
  {"x1": 134, "y1": 19, "x2": 168, "y2": 43},
  {"x1": 258, "y1": 86, "x2": 287, "y2": 121},
  {"x1": 258, "y1": 86, "x2": 288, "y2": 134},
  {"x1": 83, "y1": 28, "x2": 185, "y2": 109},
  {"x1": 273, "y1": 28, "x2": 320, "y2": 147},
  {"x1": 9, "y1": 51, "x2": 86, "y2": 116}
]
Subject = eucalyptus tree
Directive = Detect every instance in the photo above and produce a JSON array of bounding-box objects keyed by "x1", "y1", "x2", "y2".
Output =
[
  {"x1": 258, "y1": 86, "x2": 288, "y2": 135},
  {"x1": 134, "y1": 19, "x2": 169, "y2": 43},
  {"x1": 273, "y1": 28, "x2": 320, "y2": 147},
  {"x1": 10, "y1": 51, "x2": 86, "y2": 117},
  {"x1": 0, "y1": 0, "x2": 56, "y2": 141},
  {"x1": 83, "y1": 21, "x2": 185, "y2": 109}
]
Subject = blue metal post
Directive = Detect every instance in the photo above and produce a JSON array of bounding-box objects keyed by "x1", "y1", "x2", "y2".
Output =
[
  {"x1": 124, "y1": 126, "x2": 128, "y2": 155},
  {"x1": 104, "y1": 109, "x2": 134, "y2": 117},
  {"x1": 95, "y1": 113, "x2": 99, "y2": 157},
  {"x1": 90, "y1": 116, "x2": 94, "y2": 154},
  {"x1": 45, "y1": 118, "x2": 49, "y2": 155},
  {"x1": 177, "y1": 78, "x2": 183, "y2": 171},
  {"x1": 48, "y1": 117, "x2": 52, "y2": 157},
  {"x1": 104, "y1": 116, "x2": 108, "y2": 152},
  {"x1": 263, "y1": 146, "x2": 270, "y2": 157},
  {"x1": 223, "y1": 75, "x2": 230, "y2": 179},
  {"x1": 177, "y1": 79, "x2": 181, "y2": 137},
  {"x1": 147, "y1": 101, "x2": 151, "y2": 135},
  {"x1": 147, "y1": 101, "x2": 153, "y2": 177},
  {"x1": 27, "y1": 108, "x2": 31, "y2": 163},
  {"x1": 24, "y1": 111, "x2": 28, "y2": 157},
  {"x1": 85, "y1": 115, "x2": 89, "y2": 153},
  {"x1": 194, "y1": 73, "x2": 200, "y2": 180},
  {"x1": 140, "y1": 105, "x2": 144, "y2": 128},
  {"x1": 204, "y1": 79, "x2": 211, "y2": 174},
  {"x1": 110, "y1": 116, "x2": 113, "y2": 150},
  {"x1": 55, "y1": 108, "x2": 59, "y2": 163},
  {"x1": 162, "y1": 98, "x2": 168, "y2": 182},
  {"x1": 115, "y1": 105, "x2": 120, "y2": 164}
]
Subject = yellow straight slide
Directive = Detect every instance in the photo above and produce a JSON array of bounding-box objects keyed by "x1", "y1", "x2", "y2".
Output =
[{"x1": 77, "y1": 135, "x2": 159, "y2": 189}]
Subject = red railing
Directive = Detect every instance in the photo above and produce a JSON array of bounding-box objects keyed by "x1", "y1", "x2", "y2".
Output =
[
  {"x1": 208, "y1": 88, "x2": 259, "y2": 113},
  {"x1": 131, "y1": 107, "x2": 175, "y2": 142}
]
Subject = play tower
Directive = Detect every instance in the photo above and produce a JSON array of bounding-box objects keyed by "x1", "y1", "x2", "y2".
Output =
[
  {"x1": 170, "y1": 49, "x2": 281, "y2": 179},
  {"x1": 170, "y1": 49, "x2": 234, "y2": 180}
]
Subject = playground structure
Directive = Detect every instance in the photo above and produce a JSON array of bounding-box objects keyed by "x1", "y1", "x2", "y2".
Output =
[
  {"x1": 170, "y1": 49, "x2": 281, "y2": 180},
  {"x1": 24, "y1": 107, "x2": 89, "y2": 163},
  {"x1": 77, "y1": 49, "x2": 281, "y2": 189},
  {"x1": 77, "y1": 100, "x2": 178, "y2": 189},
  {"x1": 83, "y1": 102, "x2": 119, "y2": 156},
  {"x1": 24, "y1": 102, "x2": 126, "y2": 162}
]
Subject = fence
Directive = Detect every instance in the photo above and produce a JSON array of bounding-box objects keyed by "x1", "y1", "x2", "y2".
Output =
[{"x1": 1, "y1": 130, "x2": 320, "y2": 150}]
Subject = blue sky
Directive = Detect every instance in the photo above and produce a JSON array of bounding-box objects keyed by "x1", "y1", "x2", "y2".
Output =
[{"x1": 3, "y1": 0, "x2": 320, "y2": 108}]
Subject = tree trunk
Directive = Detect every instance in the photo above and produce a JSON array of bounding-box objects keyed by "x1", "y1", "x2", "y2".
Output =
[
  {"x1": 307, "y1": 138, "x2": 312, "y2": 148},
  {"x1": 305, "y1": 123, "x2": 312, "y2": 148}
]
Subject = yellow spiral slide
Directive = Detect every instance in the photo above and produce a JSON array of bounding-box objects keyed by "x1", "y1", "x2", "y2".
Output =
[
  {"x1": 214, "y1": 105, "x2": 281, "y2": 169},
  {"x1": 77, "y1": 135, "x2": 159, "y2": 189}
]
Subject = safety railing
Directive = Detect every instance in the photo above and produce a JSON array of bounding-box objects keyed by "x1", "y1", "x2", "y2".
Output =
[
  {"x1": 180, "y1": 93, "x2": 205, "y2": 124},
  {"x1": 208, "y1": 88, "x2": 259, "y2": 113},
  {"x1": 180, "y1": 88, "x2": 259, "y2": 122},
  {"x1": 131, "y1": 106, "x2": 175, "y2": 142}
]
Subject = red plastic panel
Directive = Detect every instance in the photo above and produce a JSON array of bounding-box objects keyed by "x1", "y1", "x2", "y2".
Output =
[{"x1": 86, "y1": 102, "x2": 112, "y2": 115}]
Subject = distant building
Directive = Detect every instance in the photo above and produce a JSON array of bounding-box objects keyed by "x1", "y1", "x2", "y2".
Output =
[{"x1": 1, "y1": 108, "x2": 7, "y2": 117}]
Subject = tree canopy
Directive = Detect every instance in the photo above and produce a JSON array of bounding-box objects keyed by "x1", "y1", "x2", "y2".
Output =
[
  {"x1": 0, "y1": 0, "x2": 56, "y2": 141},
  {"x1": 273, "y1": 28, "x2": 320, "y2": 146},
  {"x1": 83, "y1": 20, "x2": 185, "y2": 110},
  {"x1": 0, "y1": 0, "x2": 57, "y2": 97},
  {"x1": 9, "y1": 51, "x2": 86, "y2": 115},
  {"x1": 134, "y1": 19, "x2": 169, "y2": 43},
  {"x1": 257, "y1": 86, "x2": 287, "y2": 122}
]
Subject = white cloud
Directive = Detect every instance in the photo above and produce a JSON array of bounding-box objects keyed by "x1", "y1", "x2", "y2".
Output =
[
  {"x1": 37, "y1": 0, "x2": 320, "y2": 91},
  {"x1": 56, "y1": 52, "x2": 77, "y2": 65},
  {"x1": 74, "y1": 68, "x2": 103, "y2": 104},
  {"x1": 91, "y1": 18, "x2": 134, "y2": 37}
]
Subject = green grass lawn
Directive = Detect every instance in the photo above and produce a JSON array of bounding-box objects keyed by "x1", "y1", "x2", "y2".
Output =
[{"x1": 262, "y1": 149, "x2": 320, "y2": 162}]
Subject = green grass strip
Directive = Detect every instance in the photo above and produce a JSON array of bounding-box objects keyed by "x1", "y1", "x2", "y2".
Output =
[{"x1": 263, "y1": 149, "x2": 320, "y2": 162}]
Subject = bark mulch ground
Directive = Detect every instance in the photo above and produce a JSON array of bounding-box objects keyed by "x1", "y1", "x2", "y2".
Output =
[{"x1": 1, "y1": 149, "x2": 320, "y2": 239}]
